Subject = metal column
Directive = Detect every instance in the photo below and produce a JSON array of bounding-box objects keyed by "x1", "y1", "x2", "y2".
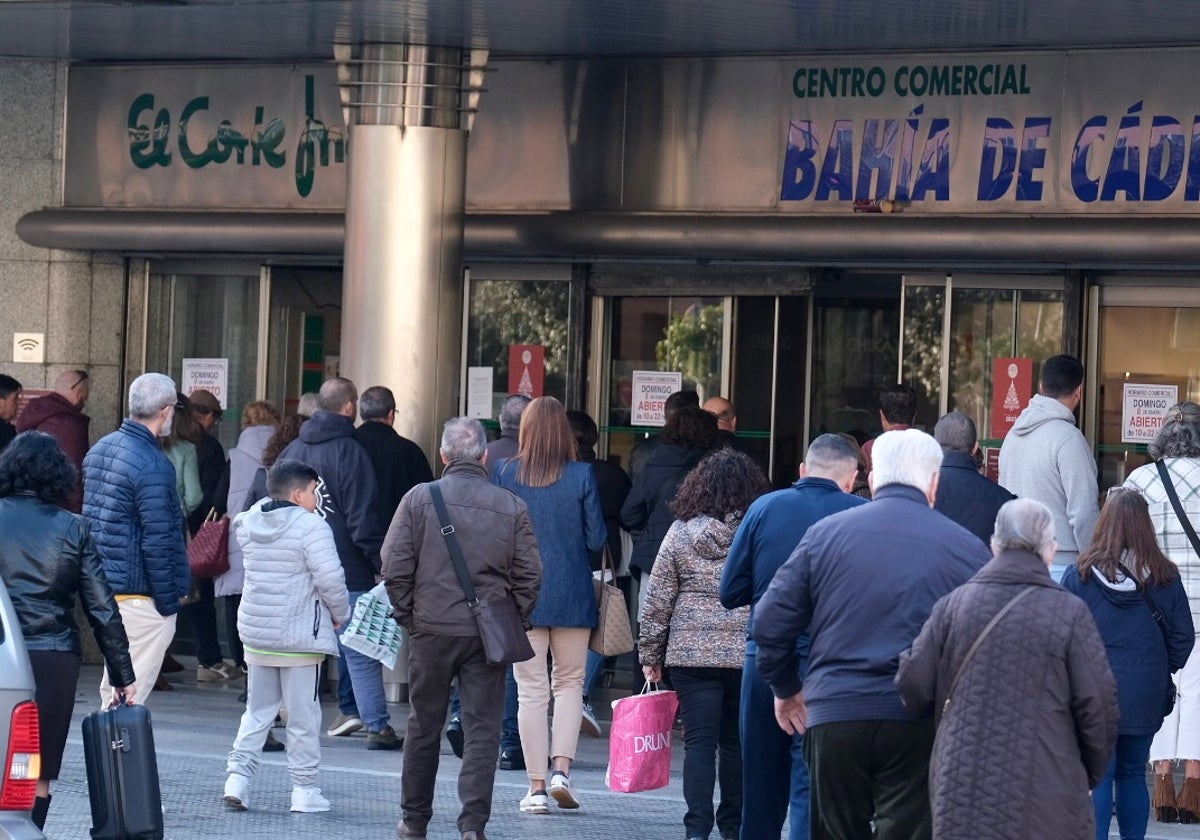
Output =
[{"x1": 339, "y1": 43, "x2": 486, "y2": 458}]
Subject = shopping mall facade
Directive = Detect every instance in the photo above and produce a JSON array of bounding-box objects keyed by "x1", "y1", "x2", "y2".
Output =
[{"x1": 2, "y1": 3, "x2": 1200, "y2": 486}]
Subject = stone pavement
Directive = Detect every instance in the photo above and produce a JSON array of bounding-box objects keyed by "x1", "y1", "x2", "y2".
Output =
[{"x1": 38, "y1": 661, "x2": 1194, "y2": 840}]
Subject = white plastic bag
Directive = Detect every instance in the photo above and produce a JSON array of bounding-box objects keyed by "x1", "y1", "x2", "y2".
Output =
[{"x1": 340, "y1": 582, "x2": 402, "y2": 670}]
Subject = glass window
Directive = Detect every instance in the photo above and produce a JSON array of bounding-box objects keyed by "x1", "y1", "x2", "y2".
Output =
[
  {"x1": 145, "y1": 272, "x2": 261, "y2": 451},
  {"x1": 811, "y1": 275, "x2": 901, "y2": 444},
  {"x1": 1096, "y1": 299, "x2": 1200, "y2": 490},
  {"x1": 605, "y1": 296, "x2": 725, "y2": 472},
  {"x1": 464, "y1": 278, "x2": 573, "y2": 425}
]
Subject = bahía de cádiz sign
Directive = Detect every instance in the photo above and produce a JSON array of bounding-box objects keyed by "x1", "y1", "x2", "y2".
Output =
[{"x1": 779, "y1": 49, "x2": 1200, "y2": 213}]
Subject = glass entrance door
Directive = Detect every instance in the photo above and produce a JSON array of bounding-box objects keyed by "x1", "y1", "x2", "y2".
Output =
[
  {"x1": 1091, "y1": 282, "x2": 1200, "y2": 490},
  {"x1": 597, "y1": 292, "x2": 808, "y2": 487},
  {"x1": 901, "y1": 274, "x2": 1065, "y2": 453}
]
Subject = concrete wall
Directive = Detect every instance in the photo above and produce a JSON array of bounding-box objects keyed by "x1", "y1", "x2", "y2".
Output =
[{"x1": 0, "y1": 59, "x2": 126, "y2": 441}]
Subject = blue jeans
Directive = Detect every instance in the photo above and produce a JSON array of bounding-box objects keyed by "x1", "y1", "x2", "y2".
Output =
[
  {"x1": 1094, "y1": 732, "x2": 1155, "y2": 840},
  {"x1": 584, "y1": 649, "x2": 604, "y2": 699},
  {"x1": 740, "y1": 648, "x2": 809, "y2": 840},
  {"x1": 336, "y1": 647, "x2": 358, "y2": 717},
  {"x1": 451, "y1": 665, "x2": 520, "y2": 753},
  {"x1": 335, "y1": 591, "x2": 389, "y2": 732}
]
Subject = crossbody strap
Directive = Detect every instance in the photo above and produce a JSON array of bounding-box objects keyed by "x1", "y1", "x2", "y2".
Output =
[
  {"x1": 428, "y1": 482, "x2": 478, "y2": 606},
  {"x1": 943, "y1": 585, "x2": 1038, "y2": 714},
  {"x1": 1156, "y1": 459, "x2": 1200, "y2": 556},
  {"x1": 1117, "y1": 561, "x2": 1172, "y2": 648}
]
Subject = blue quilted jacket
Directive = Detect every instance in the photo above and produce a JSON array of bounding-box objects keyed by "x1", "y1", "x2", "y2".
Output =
[{"x1": 82, "y1": 419, "x2": 190, "y2": 616}]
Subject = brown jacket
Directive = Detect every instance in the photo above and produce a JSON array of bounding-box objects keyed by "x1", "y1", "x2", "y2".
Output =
[
  {"x1": 382, "y1": 459, "x2": 541, "y2": 637},
  {"x1": 896, "y1": 549, "x2": 1118, "y2": 840}
]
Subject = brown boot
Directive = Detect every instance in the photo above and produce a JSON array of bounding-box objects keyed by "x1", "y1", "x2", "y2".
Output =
[
  {"x1": 1177, "y1": 776, "x2": 1200, "y2": 824},
  {"x1": 1154, "y1": 772, "x2": 1180, "y2": 823}
]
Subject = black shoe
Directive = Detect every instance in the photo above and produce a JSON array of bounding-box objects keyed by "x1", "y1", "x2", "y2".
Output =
[
  {"x1": 367, "y1": 725, "x2": 403, "y2": 751},
  {"x1": 446, "y1": 717, "x2": 464, "y2": 759},
  {"x1": 263, "y1": 731, "x2": 285, "y2": 752},
  {"x1": 498, "y1": 748, "x2": 525, "y2": 771}
]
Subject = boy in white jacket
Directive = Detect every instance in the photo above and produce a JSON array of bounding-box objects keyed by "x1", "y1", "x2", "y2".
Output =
[{"x1": 222, "y1": 459, "x2": 350, "y2": 813}]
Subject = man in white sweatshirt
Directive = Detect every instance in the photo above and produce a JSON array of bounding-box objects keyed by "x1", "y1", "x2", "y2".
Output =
[{"x1": 998, "y1": 354, "x2": 1099, "y2": 581}]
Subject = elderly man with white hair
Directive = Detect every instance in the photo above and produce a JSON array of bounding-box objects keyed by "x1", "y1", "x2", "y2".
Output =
[
  {"x1": 753, "y1": 428, "x2": 990, "y2": 840},
  {"x1": 896, "y1": 499, "x2": 1118, "y2": 840},
  {"x1": 83, "y1": 372, "x2": 190, "y2": 706}
]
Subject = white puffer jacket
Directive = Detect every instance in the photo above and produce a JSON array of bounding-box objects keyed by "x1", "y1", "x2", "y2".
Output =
[{"x1": 235, "y1": 499, "x2": 350, "y2": 656}]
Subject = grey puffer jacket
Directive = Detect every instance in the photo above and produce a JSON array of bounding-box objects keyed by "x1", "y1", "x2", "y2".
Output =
[
  {"x1": 235, "y1": 499, "x2": 351, "y2": 656},
  {"x1": 639, "y1": 514, "x2": 748, "y2": 670},
  {"x1": 896, "y1": 549, "x2": 1118, "y2": 840}
]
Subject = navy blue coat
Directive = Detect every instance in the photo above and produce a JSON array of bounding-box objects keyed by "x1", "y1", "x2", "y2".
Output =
[
  {"x1": 934, "y1": 450, "x2": 1016, "y2": 546},
  {"x1": 721, "y1": 476, "x2": 868, "y2": 641},
  {"x1": 494, "y1": 460, "x2": 606, "y2": 627},
  {"x1": 279, "y1": 411, "x2": 383, "y2": 591},
  {"x1": 1061, "y1": 563, "x2": 1195, "y2": 735},
  {"x1": 753, "y1": 483, "x2": 990, "y2": 729},
  {"x1": 82, "y1": 419, "x2": 189, "y2": 616}
]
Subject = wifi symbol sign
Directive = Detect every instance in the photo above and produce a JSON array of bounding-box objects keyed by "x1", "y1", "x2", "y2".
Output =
[{"x1": 12, "y1": 332, "x2": 44, "y2": 363}]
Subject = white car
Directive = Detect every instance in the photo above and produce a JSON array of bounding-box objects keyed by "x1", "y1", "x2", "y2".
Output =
[{"x1": 0, "y1": 578, "x2": 42, "y2": 839}]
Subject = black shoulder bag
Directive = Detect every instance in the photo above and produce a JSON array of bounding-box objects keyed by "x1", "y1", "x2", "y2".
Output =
[{"x1": 428, "y1": 481, "x2": 534, "y2": 666}]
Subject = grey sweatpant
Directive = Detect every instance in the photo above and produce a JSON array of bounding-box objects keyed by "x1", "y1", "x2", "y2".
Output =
[{"x1": 227, "y1": 663, "x2": 323, "y2": 787}]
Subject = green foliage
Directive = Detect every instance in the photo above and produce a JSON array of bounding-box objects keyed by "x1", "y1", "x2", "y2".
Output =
[
  {"x1": 468, "y1": 280, "x2": 570, "y2": 397},
  {"x1": 655, "y1": 303, "x2": 723, "y2": 399}
]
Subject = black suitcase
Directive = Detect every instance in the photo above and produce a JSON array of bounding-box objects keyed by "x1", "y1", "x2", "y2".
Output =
[{"x1": 81, "y1": 704, "x2": 164, "y2": 840}]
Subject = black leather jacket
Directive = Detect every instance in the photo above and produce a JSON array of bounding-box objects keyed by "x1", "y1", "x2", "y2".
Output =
[{"x1": 0, "y1": 493, "x2": 135, "y2": 687}]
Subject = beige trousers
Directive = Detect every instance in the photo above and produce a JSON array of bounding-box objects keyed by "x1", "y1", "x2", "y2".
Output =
[
  {"x1": 513, "y1": 626, "x2": 590, "y2": 781},
  {"x1": 98, "y1": 597, "x2": 177, "y2": 707}
]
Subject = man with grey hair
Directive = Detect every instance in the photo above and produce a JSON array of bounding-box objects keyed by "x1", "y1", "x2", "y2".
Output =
[
  {"x1": 932, "y1": 411, "x2": 1015, "y2": 546},
  {"x1": 383, "y1": 417, "x2": 541, "y2": 840},
  {"x1": 280, "y1": 377, "x2": 396, "y2": 749},
  {"x1": 753, "y1": 428, "x2": 989, "y2": 840},
  {"x1": 354, "y1": 385, "x2": 434, "y2": 529},
  {"x1": 720, "y1": 433, "x2": 868, "y2": 840},
  {"x1": 297, "y1": 391, "x2": 320, "y2": 417},
  {"x1": 83, "y1": 372, "x2": 190, "y2": 705},
  {"x1": 484, "y1": 394, "x2": 531, "y2": 477}
]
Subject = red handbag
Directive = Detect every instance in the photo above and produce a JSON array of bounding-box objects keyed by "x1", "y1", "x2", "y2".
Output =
[{"x1": 187, "y1": 508, "x2": 230, "y2": 578}]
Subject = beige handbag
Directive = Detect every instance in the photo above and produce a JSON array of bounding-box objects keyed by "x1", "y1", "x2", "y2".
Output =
[{"x1": 589, "y1": 545, "x2": 634, "y2": 656}]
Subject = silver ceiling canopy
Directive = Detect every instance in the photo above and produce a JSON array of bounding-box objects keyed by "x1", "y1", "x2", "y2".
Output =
[{"x1": 2, "y1": 1, "x2": 1200, "y2": 62}]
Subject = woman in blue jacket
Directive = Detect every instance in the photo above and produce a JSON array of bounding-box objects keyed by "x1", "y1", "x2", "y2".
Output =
[
  {"x1": 1062, "y1": 488, "x2": 1195, "y2": 840},
  {"x1": 494, "y1": 396, "x2": 606, "y2": 816}
]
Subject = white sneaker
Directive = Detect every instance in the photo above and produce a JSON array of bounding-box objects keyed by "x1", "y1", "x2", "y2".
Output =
[
  {"x1": 519, "y1": 789, "x2": 549, "y2": 815},
  {"x1": 223, "y1": 774, "x2": 250, "y2": 810},
  {"x1": 580, "y1": 703, "x2": 603, "y2": 738},
  {"x1": 290, "y1": 785, "x2": 331, "y2": 813},
  {"x1": 549, "y1": 772, "x2": 580, "y2": 809}
]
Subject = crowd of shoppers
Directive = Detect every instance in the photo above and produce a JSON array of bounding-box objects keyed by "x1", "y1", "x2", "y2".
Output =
[{"x1": 7, "y1": 360, "x2": 1200, "y2": 840}]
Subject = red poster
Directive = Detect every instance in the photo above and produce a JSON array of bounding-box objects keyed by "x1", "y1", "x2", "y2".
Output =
[
  {"x1": 984, "y1": 447, "x2": 1001, "y2": 483},
  {"x1": 991, "y1": 357, "x2": 1034, "y2": 438},
  {"x1": 508, "y1": 345, "x2": 545, "y2": 398}
]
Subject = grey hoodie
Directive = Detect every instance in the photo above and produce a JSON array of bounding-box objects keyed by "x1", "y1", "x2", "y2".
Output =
[{"x1": 998, "y1": 393, "x2": 1099, "y2": 559}]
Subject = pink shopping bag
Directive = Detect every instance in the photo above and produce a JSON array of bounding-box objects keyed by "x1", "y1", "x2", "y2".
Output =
[{"x1": 606, "y1": 686, "x2": 679, "y2": 793}]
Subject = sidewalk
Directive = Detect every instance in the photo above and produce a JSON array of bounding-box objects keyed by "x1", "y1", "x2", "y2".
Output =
[
  {"x1": 44, "y1": 661, "x2": 689, "y2": 840},
  {"x1": 40, "y1": 661, "x2": 1191, "y2": 839}
]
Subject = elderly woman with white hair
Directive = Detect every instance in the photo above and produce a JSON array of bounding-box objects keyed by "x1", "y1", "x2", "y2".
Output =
[{"x1": 897, "y1": 498, "x2": 1119, "y2": 840}]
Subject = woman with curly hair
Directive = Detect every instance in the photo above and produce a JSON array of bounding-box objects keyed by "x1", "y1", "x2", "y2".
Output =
[
  {"x1": 1123, "y1": 402, "x2": 1200, "y2": 822},
  {"x1": 0, "y1": 432, "x2": 135, "y2": 830},
  {"x1": 638, "y1": 448, "x2": 770, "y2": 840}
]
